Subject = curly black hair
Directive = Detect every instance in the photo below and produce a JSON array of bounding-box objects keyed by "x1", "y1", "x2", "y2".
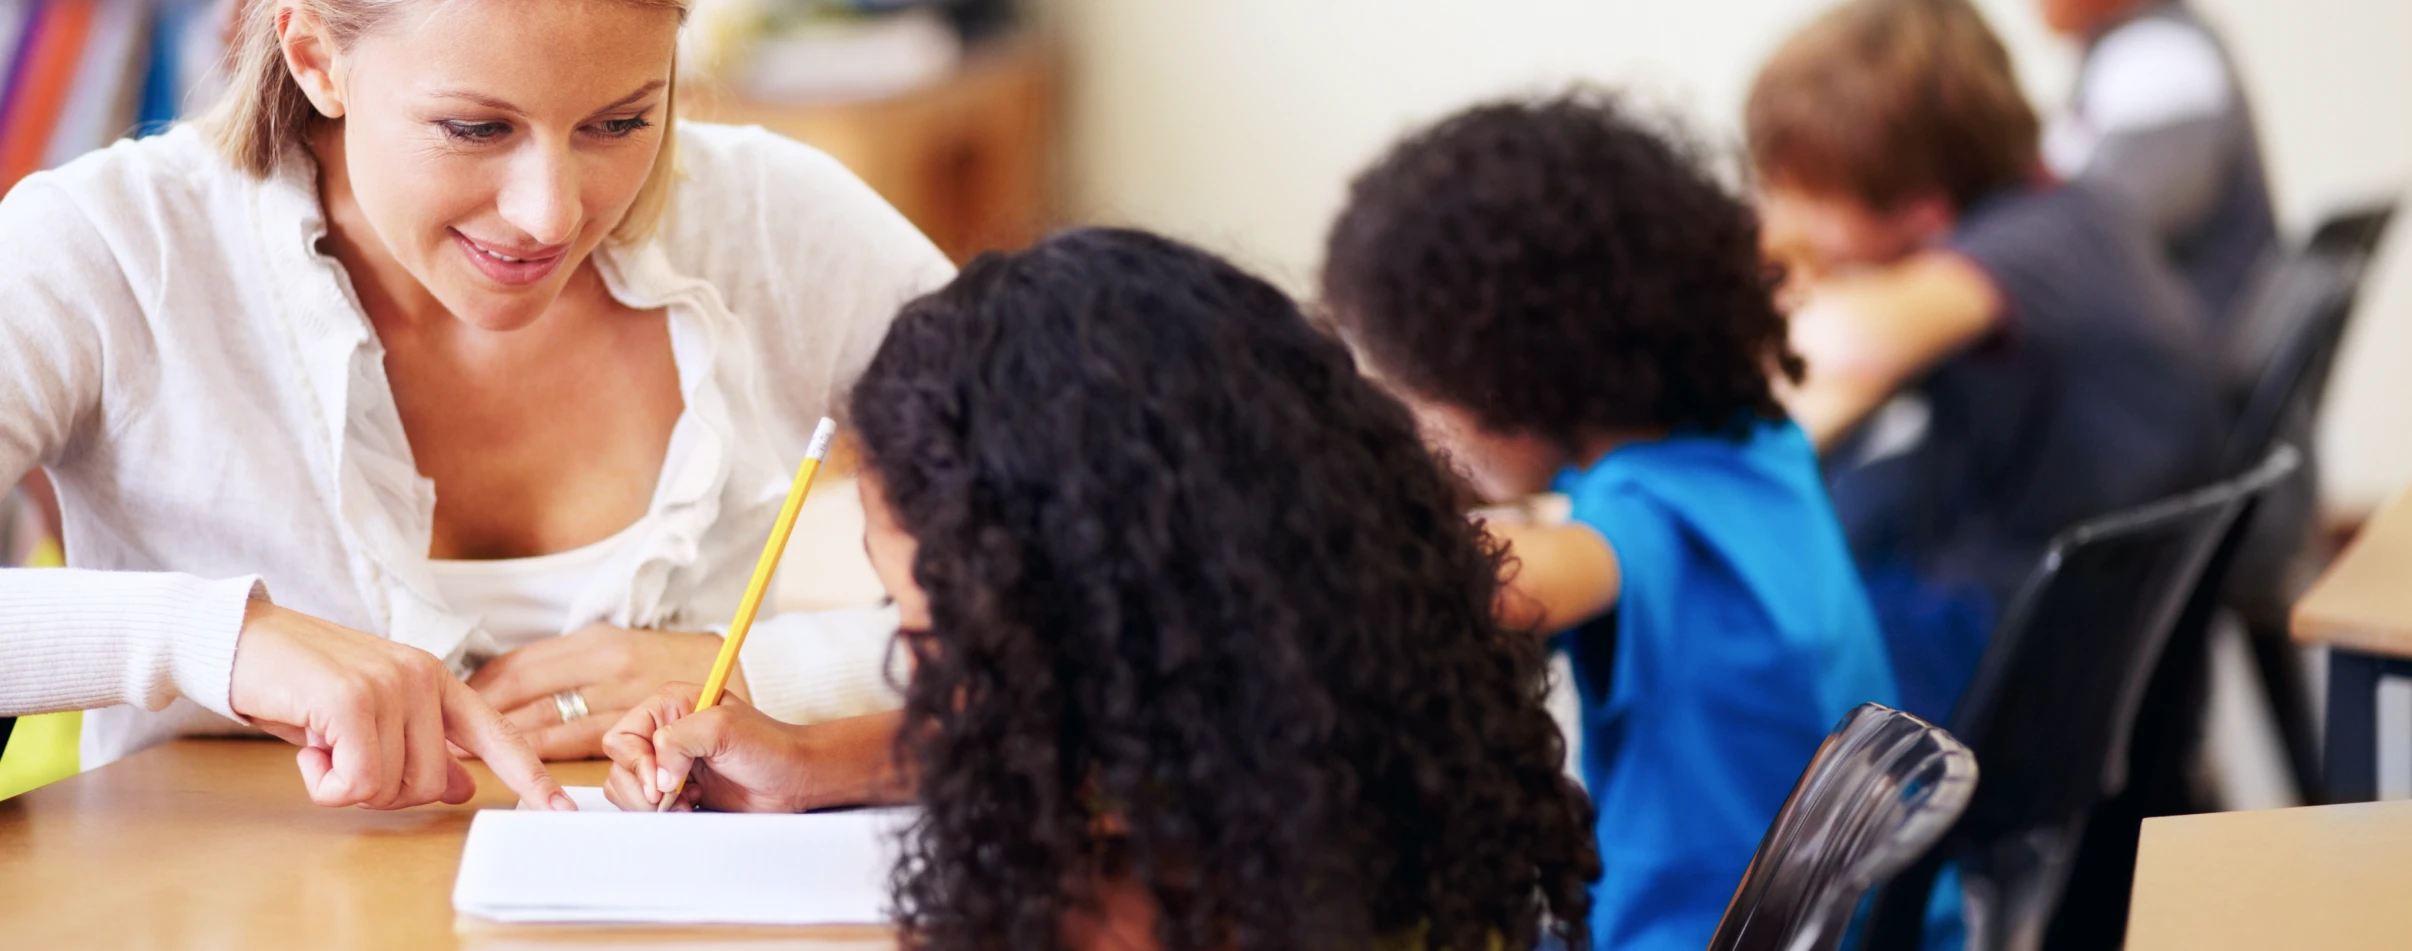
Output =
[
  {"x1": 1322, "y1": 89, "x2": 1803, "y2": 444},
  {"x1": 849, "y1": 228, "x2": 1598, "y2": 951}
]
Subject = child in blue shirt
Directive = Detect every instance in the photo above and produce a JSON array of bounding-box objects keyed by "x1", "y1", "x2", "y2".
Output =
[{"x1": 1322, "y1": 91, "x2": 1903, "y2": 951}]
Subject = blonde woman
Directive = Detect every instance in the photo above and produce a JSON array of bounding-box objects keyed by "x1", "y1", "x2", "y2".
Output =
[{"x1": 0, "y1": 0, "x2": 950, "y2": 810}]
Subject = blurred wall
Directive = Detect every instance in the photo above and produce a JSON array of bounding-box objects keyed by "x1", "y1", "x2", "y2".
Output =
[{"x1": 1046, "y1": 0, "x2": 2412, "y2": 515}]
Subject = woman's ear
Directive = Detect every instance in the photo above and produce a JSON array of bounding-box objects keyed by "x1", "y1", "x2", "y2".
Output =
[{"x1": 277, "y1": 2, "x2": 345, "y2": 119}]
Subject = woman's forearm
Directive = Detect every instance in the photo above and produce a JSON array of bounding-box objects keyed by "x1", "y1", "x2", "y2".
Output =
[{"x1": 0, "y1": 568, "x2": 259, "y2": 719}]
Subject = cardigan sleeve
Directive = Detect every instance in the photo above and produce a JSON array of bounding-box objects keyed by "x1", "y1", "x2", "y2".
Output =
[
  {"x1": 0, "y1": 176, "x2": 257, "y2": 721},
  {"x1": 735, "y1": 605, "x2": 907, "y2": 725}
]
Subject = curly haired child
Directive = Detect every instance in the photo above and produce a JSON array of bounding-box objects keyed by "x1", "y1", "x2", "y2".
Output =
[
  {"x1": 1322, "y1": 90, "x2": 1900, "y2": 951},
  {"x1": 603, "y1": 228, "x2": 1600, "y2": 951}
]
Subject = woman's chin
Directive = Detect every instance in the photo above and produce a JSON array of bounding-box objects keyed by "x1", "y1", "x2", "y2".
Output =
[
  {"x1": 433, "y1": 279, "x2": 569, "y2": 332},
  {"x1": 441, "y1": 292, "x2": 560, "y2": 332}
]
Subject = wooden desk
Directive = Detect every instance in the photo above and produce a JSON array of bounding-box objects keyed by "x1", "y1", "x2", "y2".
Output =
[
  {"x1": 0, "y1": 740, "x2": 895, "y2": 949},
  {"x1": 2128, "y1": 800, "x2": 2412, "y2": 949},
  {"x1": 2295, "y1": 485, "x2": 2412, "y2": 801}
]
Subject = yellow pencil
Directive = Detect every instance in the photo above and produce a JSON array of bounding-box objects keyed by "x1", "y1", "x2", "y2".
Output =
[{"x1": 659, "y1": 417, "x2": 839, "y2": 811}]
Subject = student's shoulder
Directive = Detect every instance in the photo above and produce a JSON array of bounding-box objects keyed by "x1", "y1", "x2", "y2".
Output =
[
  {"x1": 1953, "y1": 183, "x2": 2193, "y2": 327},
  {"x1": 2084, "y1": 15, "x2": 2232, "y2": 130},
  {"x1": 1582, "y1": 421, "x2": 1811, "y2": 488},
  {"x1": 1595, "y1": 420, "x2": 1833, "y2": 516},
  {"x1": 1950, "y1": 185, "x2": 2139, "y2": 277},
  {"x1": 1564, "y1": 424, "x2": 1808, "y2": 535}
]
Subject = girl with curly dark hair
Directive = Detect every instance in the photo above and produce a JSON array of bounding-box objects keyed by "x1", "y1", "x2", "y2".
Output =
[
  {"x1": 1320, "y1": 91, "x2": 1899, "y2": 951},
  {"x1": 600, "y1": 227, "x2": 1598, "y2": 950}
]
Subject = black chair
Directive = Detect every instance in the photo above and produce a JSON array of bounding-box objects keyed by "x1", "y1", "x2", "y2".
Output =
[
  {"x1": 2307, "y1": 201, "x2": 2397, "y2": 259},
  {"x1": 2211, "y1": 199, "x2": 2394, "y2": 803},
  {"x1": 1861, "y1": 447, "x2": 2301, "y2": 951},
  {"x1": 2223, "y1": 203, "x2": 2392, "y2": 461},
  {"x1": 1711, "y1": 704, "x2": 1975, "y2": 951}
]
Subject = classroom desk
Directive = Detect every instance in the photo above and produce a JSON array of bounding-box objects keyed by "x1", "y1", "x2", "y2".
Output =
[
  {"x1": 2127, "y1": 800, "x2": 2412, "y2": 949},
  {"x1": 2295, "y1": 485, "x2": 2412, "y2": 801},
  {"x1": 0, "y1": 739, "x2": 896, "y2": 950}
]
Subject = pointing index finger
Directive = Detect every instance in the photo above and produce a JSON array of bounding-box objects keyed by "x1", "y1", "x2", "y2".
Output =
[{"x1": 441, "y1": 678, "x2": 575, "y2": 811}]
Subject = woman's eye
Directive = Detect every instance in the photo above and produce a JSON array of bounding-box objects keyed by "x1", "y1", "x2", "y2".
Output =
[
  {"x1": 440, "y1": 120, "x2": 509, "y2": 142},
  {"x1": 596, "y1": 115, "x2": 653, "y2": 138}
]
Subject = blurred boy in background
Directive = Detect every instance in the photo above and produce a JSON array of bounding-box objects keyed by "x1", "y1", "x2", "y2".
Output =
[{"x1": 1747, "y1": 0, "x2": 2223, "y2": 721}]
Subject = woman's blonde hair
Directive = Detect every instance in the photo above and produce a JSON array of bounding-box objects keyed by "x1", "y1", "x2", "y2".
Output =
[{"x1": 205, "y1": 0, "x2": 691, "y2": 245}]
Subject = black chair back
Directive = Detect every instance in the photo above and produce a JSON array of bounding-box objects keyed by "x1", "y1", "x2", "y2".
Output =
[
  {"x1": 1711, "y1": 704, "x2": 1975, "y2": 951},
  {"x1": 2221, "y1": 247, "x2": 2378, "y2": 469},
  {"x1": 2306, "y1": 201, "x2": 2396, "y2": 259},
  {"x1": 1862, "y1": 446, "x2": 2301, "y2": 951},
  {"x1": 2206, "y1": 199, "x2": 2393, "y2": 804}
]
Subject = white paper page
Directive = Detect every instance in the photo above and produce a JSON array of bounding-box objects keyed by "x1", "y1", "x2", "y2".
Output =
[
  {"x1": 455, "y1": 797, "x2": 915, "y2": 926},
  {"x1": 516, "y1": 786, "x2": 619, "y2": 812}
]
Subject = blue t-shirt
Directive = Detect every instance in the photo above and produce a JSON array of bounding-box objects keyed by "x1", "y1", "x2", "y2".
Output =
[{"x1": 1554, "y1": 420, "x2": 1900, "y2": 951}]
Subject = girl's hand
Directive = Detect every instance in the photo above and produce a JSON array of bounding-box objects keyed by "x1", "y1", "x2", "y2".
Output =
[
  {"x1": 601, "y1": 684, "x2": 912, "y2": 813},
  {"x1": 600, "y1": 682, "x2": 813, "y2": 812}
]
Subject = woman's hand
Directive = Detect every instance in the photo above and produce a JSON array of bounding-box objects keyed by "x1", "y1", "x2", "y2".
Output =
[
  {"x1": 466, "y1": 623, "x2": 742, "y2": 760},
  {"x1": 601, "y1": 683, "x2": 909, "y2": 813},
  {"x1": 227, "y1": 600, "x2": 573, "y2": 811}
]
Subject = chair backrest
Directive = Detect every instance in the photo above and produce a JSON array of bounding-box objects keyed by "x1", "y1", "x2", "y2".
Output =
[
  {"x1": 1859, "y1": 448, "x2": 2302, "y2": 951},
  {"x1": 2220, "y1": 234, "x2": 2383, "y2": 471},
  {"x1": 1709, "y1": 704, "x2": 1976, "y2": 951},
  {"x1": 1946, "y1": 446, "x2": 2298, "y2": 838},
  {"x1": 2306, "y1": 200, "x2": 2396, "y2": 259}
]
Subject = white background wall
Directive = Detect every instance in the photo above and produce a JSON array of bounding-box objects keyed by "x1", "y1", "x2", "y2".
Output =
[{"x1": 1044, "y1": 0, "x2": 2412, "y2": 515}]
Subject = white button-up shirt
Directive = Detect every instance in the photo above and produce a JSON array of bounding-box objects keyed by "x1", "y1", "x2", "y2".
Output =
[{"x1": 0, "y1": 121, "x2": 952, "y2": 767}]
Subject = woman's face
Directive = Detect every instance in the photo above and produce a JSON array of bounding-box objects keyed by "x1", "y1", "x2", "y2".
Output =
[
  {"x1": 289, "y1": 0, "x2": 679, "y2": 330},
  {"x1": 859, "y1": 472, "x2": 933, "y2": 633}
]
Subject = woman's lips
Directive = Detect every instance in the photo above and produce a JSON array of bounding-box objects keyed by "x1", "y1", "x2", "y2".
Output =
[{"x1": 451, "y1": 229, "x2": 568, "y2": 287}]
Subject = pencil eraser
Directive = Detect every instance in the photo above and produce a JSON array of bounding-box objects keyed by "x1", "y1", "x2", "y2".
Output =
[{"x1": 805, "y1": 418, "x2": 838, "y2": 460}]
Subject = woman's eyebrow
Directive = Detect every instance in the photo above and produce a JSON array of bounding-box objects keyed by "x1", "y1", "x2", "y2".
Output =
[
  {"x1": 587, "y1": 79, "x2": 670, "y2": 117},
  {"x1": 426, "y1": 79, "x2": 668, "y2": 118}
]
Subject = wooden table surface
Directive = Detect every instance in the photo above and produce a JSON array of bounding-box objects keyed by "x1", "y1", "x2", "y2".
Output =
[
  {"x1": 2294, "y1": 485, "x2": 2412, "y2": 656},
  {"x1": 0, "y1": 739, "x2": 895, "y2": 950},
  {"x1": 2128, "y1": 800, "x2": 2412, "y2": 949}
]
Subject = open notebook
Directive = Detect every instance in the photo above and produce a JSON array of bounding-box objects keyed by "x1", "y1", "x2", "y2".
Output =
[{"x1": 453, "y1": 788, "x2": 916, "y2": 926}]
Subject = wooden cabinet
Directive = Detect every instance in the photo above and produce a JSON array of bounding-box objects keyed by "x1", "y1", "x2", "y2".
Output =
[{"x1": 684, "y1": 37, "x2": 1062, "y2": 262}]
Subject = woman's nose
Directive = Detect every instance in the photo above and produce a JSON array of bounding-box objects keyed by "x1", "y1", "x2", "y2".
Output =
[{"x1": 495, "y1": 145, "x2": 580, "y2": 248}]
